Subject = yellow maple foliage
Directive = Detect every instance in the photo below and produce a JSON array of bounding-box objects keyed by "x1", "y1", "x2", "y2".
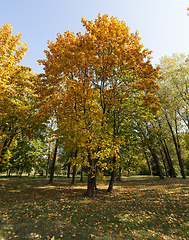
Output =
[
  {"x1": 0, "y1": 23, "x2": 43, "y2": 167},
  {"x1": 38, "y1": 14, "x2": 160, "y2": 197}
]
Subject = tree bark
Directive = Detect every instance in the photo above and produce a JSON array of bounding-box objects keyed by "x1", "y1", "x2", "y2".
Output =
[
  {"x1": 94, "y1": 166, "x2": 98, "y2": 190},
  {"x1": 45, "y1": 142, "x2": 51, "y2": 179},
  {"x1": 160, "y1": 150, "x2": 169, "y2": 177},
  {"x1": 80, "y1": 166, "x2": 83, "y2": 182},
  {"x1": 107, "y1": 156, "x2": 117, "y2": 192},
  {"x1": 19, "y1": 170, "x2": 23, "y2": 178},
  {"x1": 144, "y1": 151, "x2": 153, "y2": 175},
  {"x1": 49, "y1": 139, "x2": 58, "y2": 184},
  {"x1": 117, "y1": 167, "x2": 122, "y2": 181},
  {"x1": 85, "y1": 173, "x2": 96, "y2": 198},
  {"x1": 67, "y1": 163, "x2": 71, "y2": 178},
  {"x1": 108, "y1": 169, "x2": 116, "y2": 193},
  {"x1": 0, "y1": 135, "x2": 15, "y2": 163},
  {"x1": 71, "y1": 165, "x2": 76, "y2": 185},
  {"x1": 149, "y1": 147, "x2": 164, "y2": 179},
  {"x1": 7, "y1": 168, "x2": 11, "y2": 177},
  {"x1": 67, "y1": 151, "x2": 73, "y2": 178},
  {"x1": 162, "y1": 139, "x2": 176, "y2": 177},
  {"x1": 158, "y1": 122, "x2": 176, "y2": 177},
  {"x1": 84, "y1": 152, "x2": 96, "y2": 198},
  {"x1": 166, "y1": 115, "x2": 186, "y2": 179},
  {"x1": 71, "y1": 150, "x2": 78, "y2": 185}
]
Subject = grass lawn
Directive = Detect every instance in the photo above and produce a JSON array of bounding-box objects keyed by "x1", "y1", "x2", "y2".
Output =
[{"x1": 0, "y1": 176, "x2": 189, "y2": 239}]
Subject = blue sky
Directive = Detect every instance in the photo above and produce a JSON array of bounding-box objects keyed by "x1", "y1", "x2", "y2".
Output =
[{"x1": 1, "y1": 0, "x2": 189, "y2": 73}]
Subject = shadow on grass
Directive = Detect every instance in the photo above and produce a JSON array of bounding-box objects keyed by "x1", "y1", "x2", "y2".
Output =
[{"x1": 0, "y1": 176, "x2": 189, "y2": 239}]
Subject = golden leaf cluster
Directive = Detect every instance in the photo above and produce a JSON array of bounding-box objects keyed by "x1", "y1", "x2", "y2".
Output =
[{"x1": 37, "y1": 14, "x2": 160, "y2": 176}]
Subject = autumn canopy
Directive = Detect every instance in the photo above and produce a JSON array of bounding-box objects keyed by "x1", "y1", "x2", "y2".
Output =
[{"x1": 37, "y1": 14, "x2": 160, "y2": 197}]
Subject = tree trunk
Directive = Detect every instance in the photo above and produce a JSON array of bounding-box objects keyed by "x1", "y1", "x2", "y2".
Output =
[
  {"x1": 84, "y1": 152, "x2": 96, "y2": 198},
  {"x1": 107, "y1": 156, "x2": 117, "y2": 192},
  {"x1": 80, "y1": 166, "x2": 83, "y2": 182},
  {"x1": 0, "y1": 135, "x2": 15, "y2": 163},
  {"x1": 45, "y1": 142, "x2": 51, "y2": 179},
  {"x1": 85, "y1": 173, "x2": 96, "y2": 198},
  {"x1": 49, "y1": 139, "x2": 58, "y2": 184},
  {"x1": 108, "y1": 169, "x2": 116, "y2": 193},
  {"x1": 160, "y1": 150, "x2": 169, "y2": 177},
  {"x1": 67, "y1": 163, "x2": 71, "y2": 178},
  {"x1": 144, "y1": 152, "x2": 153, "y2": 175},
  {"x1": 166, "y1": 116, "x2": 186, "y2": 179},
  {"x1": 149, "y1": 147, "x2": 164, "y2": 179},
  {"x1": 71, "y1": 165, "x2": 76, "y2": 185},
  {"x1": 94, "y1": 166, "x2": 98, "y2": 190},
  {"x1": 158, "y1": 122, "x2": 176, "y2": 177},
  {"x1": 117, "y1": 167, "x2": 122, "y2": 181},
  {"x1": 162, "y1": 139, "x2": 176, "y2": 177},
  {"x1": 7, "y1": 168, "x2": 11, "y2": 177},
  {"x1": 177, "y1": 143, "x2": 186, "y2": 179},
  {"x1": 71, "y1": 150, "x2": 78, "y2": 185},
  {"x1": 19, "y1": 170, "x2": 23, "y2": 178}
]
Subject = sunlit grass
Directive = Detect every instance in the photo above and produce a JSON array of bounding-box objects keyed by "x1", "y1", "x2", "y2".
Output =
[{"x1": 0, "y1": 176, "x2": 189, "y2": 239}]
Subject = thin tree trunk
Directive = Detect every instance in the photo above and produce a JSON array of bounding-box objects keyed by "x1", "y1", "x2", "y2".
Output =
[
  {"x1": 45, "y1": 142, "x2": 51, "y2": 179},
  {"x1": 144, "y1": 151, "x2": 153, "y2": 175},
  {"x1": 19, "y1": 170, "x2": 23, "y2": 178},
  {"x1": 49, "y1": 139, "x2": 58, "y2": 184},
  {"x1": 160, "y1": 150, "x2": 169, "y2": 177},
  {"x1": 80, "y1": 166, "x2": 83, "y2": 182},
  {"x1": 149, "y1": 147, "x2": 164, "y2": 179},
  {"x1": 162, "y1": 139, "x2": 176, "y2": 177},
  {"x1": 7, "y1": 168, "x2": 11, "y2": 177},
  {"x1": 107, "y1": 156, "x2": 117, "y2": 192},
  {"x1": 108, "y1": 170, "x2": 116, "y2": 193},
  {"x1": 67, "y1": 152, "x2": 73, "y2": 178},
  {"x1": 71, "y1": 165, "x2": 76, "y2": 185},
  {"x1": 107, "y1": 107, "x2": 119, "y2": 192},
  {"x1": 177, "y1": 143, "x2": 186, "y2": 179},
  {"x1": 67, "y1": 163, "x2": 71, "y2": 178},
  {"x1": 71, "y1": 150, "x2": 78, "y2": 185},
  {"x1": 158, "y1": 122, "x2": 176, "y2": 177},
  {"x1": 117, "y1": 167, "x2": 122, "y2": 181},
  {"x1": 94, "y1": 166, "x2": 98, "y2": 190},
  {"x1": 166, "y1": 115, "x2": 186, "y2": 179},
  {"x1": 0, "y1": 135, "x2": 15, "y2": 163}
]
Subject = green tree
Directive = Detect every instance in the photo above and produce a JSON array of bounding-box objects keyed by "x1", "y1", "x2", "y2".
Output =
[
  {"x1": 9, "y1": 138, "x2": 47, "y2": 177},
  {"x1": 158, "y1": 53, "x2": 189, "y2": 179},
  {"x1": 0, "y1": 66, "x2": 46, "y2": 171}
]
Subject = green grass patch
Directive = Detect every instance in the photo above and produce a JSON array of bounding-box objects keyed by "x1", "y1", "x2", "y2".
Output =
[{"x1": 0, "y1": 176, "x2": 189, "y2": 239}]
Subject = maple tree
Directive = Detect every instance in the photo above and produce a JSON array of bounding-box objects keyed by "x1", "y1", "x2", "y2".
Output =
[
  {"x1": 0, "y1": 23, "x2": 47, "y2": 171},
  {"x1": 38, "y1": 14, "x2": 160, "y2": 197},
  {"x1": 0, "y1": 22, "x2": 27, "y2": 82},
  {"x1": 0, "y1": 22, "x2": 27, "y2": 126},
  {"x1": 0, "y1": 66, "x2": 48, "y2": 171},
  {"x1": 0, "y1": 23, "x2": 28, "y2": 164}
]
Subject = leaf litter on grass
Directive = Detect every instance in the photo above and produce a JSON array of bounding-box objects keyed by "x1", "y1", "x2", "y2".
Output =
[{"x1": 0, "y1": 176, "x2": 189, "y2": 239}]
